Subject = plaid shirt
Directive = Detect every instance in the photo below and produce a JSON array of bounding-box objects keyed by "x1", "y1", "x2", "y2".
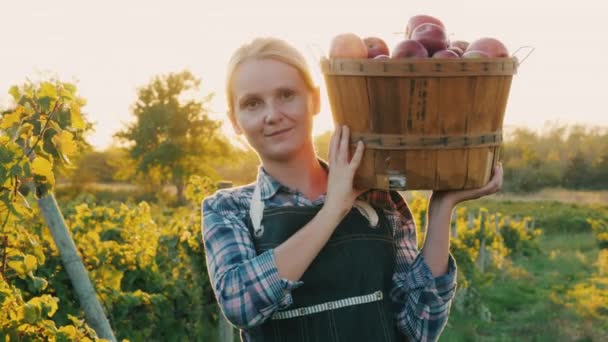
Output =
[{"x1": 202, "y1": 161, "x2": 457, "y2": 342}]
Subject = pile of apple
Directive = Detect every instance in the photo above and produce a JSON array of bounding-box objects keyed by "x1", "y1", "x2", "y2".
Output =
[{"x1": 329, "y1": 14, "x2": 509, "y2": 59}]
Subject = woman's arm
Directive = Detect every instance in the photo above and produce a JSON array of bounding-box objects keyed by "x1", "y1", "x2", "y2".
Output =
[
  {"x1": 203, "y1": 199, "x2": 299, "y2": 329},
  {"x1": 423, "y1": 162, "x2": 504, "y2": 276},
  {"x1": 386, "y1": 191, "x2": 457, "y2": 342},
  {"x1": 388, "y1": 163, "x2": 504, "y2": 341},
  {"x1": 203, "y1": 125, "x2": 367, "y2": 329}
]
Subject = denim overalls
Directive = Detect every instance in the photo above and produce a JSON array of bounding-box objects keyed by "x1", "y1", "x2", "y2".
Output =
[{"x1": 243, "y1": 184, "x2": 402, "y2": 341}]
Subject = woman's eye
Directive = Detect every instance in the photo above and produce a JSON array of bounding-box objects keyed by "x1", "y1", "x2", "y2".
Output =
[
  {"x1": 244, "y1": 99, "x2": 261, "y2": 110},
  {"x1": 280, "y1": 90, "x2": 294, "y2": 101}
]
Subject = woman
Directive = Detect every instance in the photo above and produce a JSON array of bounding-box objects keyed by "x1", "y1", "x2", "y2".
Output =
[{"x1": 202, "y1": 37, "x2": 503, "y2": 342}]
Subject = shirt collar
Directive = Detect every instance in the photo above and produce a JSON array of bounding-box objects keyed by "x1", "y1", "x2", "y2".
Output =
[{"x1": 256, "y1": 158, "x2": 329, "y2": 200}]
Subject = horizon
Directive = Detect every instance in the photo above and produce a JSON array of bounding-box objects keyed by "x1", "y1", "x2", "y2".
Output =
[{"x1": 2, "y1": 0, "x2": 607, "y2": 150}]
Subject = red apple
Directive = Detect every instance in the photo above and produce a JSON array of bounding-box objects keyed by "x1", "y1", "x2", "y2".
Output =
[
  {"x1": 363, "y1": 37, "x2": 390, "y2": 58},
  {"x1": 411, "y1": 23, "x2": 448, "y2": 55},
  {"x1": 406, "y1": 15, "x2": 445, "y2": 39},
  {"x1": 462, "y1": 50, "x2": 490, "y2": 58},
  {"x1": 450, "y1": 40, "x2": 470, "y2": 53},
  {"x1": 466, "y1": 37, "x2": 509, "y2": 57},
  {"x1": 329, "y1": 33, "x2": 368, "y2": 58},
  {"x1": 374, "y1": 54, "x2": 390, "y2": 60},
  {"x1": 432, "y1": 49, "x2": 460, "y2": 58},
  {"x1": 447, "y1": 46, "x2": 464, "y2": 56},
  {"x1": 391, "y1": 39, "x2": 428, "y2": 58}
]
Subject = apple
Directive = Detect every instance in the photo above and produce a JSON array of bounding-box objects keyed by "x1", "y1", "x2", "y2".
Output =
[
  {"x1": 466, "y1": 37, "x2": 509, "y2": 57},
  {"x1": 411, "y1": 23, "x2": 448, "y2": 55},
  {"x1": 374, "y1": 54, "x2": 390, "y2": 60},
  {"x1": 462, "y1": 50, "x2": 490, "y2": 58},
  {"x1": 450, "y1": 40, "x2": 470, "y2": 53},
  {"x1": 329, "y1": 33, "x2": 368, "y2": 58},
  {"x1": 432, "y1": 49, "x2": 460, "y2": 58},
  {"x1": 447, "y1": 46, "x2": 464, "y2": 56},
  {"x1": 406, "y1": 15, "x2": 445, "y2": 39},
  {"x1": 391, "y1": 39, "x2": 428, "y2": 58},
  {"x1": 363, "y1": 37, "x2": 390, "y2": 58}
]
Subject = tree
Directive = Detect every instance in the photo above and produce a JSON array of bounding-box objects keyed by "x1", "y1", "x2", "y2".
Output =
[
  {"x1": 1, "y1": 80, "x2": 116, "y2": 340},
  {"x1": 114, "y1": 71, "x2": 230, "y2": 204},
  {"x1": 563, "y1": 151, "x2": 593, "y2": 189}
]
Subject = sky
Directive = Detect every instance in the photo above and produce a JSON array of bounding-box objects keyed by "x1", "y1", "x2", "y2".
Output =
[{"x1": 1, "y1": 0, "x2": 607, "y2": 150}]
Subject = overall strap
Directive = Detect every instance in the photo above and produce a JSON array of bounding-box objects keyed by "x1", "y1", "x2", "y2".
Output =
[
  {"x1": 248, "y1": 182, "x2": 379, "y2": 234},
  {"x1": 249, "y1": 184, "x2": 265, "y2": 237}
]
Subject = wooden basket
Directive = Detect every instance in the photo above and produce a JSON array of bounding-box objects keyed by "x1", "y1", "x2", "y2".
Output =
[{"x1": 320, "y1": 57, "x2": 519, "y2": 191}]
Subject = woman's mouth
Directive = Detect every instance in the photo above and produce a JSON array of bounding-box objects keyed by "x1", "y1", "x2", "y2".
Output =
[{"x1": 265, "y1": 127, "x2": 293, "y2": 137}]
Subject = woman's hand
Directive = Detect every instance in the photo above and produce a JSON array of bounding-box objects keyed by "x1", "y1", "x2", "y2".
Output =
[
  {"x1": 324, "y1": 125, "x2": 368, "y2": 218},
  {"x1": 430, "y1": 162, "x2": 504, "y2": 208}
]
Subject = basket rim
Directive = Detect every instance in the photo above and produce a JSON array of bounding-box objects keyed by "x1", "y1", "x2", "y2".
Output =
[{"x1": 320, "y1": 56, "x2": 518, "y2": 77}]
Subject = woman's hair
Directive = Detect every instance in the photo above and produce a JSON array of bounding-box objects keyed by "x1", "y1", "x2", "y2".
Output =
[{"x1": 225, "y1": 37, "x2": 316, "y2": 117}]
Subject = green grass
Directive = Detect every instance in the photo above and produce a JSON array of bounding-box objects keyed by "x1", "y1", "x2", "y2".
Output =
[
  {"x1": 460, "y1": 200, "x2": 608, "y2": 235},
  {"x1": 442, "y1": 232, "x2": 608, "y2": 342}
]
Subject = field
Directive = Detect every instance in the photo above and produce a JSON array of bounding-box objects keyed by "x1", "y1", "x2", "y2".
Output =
[
  {"x1": 440, "y1": 191, "x2": 608, "y2": 341},
  {"x1": 53, "y1": 185, "x2": 608, "y2": 341}
]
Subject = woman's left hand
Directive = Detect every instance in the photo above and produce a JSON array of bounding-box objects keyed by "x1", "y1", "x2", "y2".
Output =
[{"x1": 430, "y1": 162, "x2": 504, "y2": 208}]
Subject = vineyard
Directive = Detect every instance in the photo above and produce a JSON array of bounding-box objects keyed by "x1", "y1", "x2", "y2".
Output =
[{"x1": 1, "y1": 80, "x2": 608, "y2": 341}]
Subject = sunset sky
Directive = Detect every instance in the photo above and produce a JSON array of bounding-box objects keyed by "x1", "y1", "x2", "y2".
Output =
[{"x1": 2, "y1": 0, "x2": 607, "y2": 150}]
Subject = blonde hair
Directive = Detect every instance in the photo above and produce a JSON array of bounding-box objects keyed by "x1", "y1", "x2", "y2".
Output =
[{"x1": 225, "y1": 37, "x2": 316, "y2": 117}]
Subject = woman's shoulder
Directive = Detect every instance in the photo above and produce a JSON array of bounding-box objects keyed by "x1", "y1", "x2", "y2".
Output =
[
  {"x1": 202, "y1": 182, "x2": 256, "y2": 215},
  {"x1": 364, "y1": 189, "x2": 406, "y2": 209}
]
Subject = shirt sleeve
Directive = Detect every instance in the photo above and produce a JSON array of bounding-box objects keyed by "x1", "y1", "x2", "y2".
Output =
[
  {"x1": 385, "y1": 191, "x2": 458, "y2": 342},
  {"x1": 201, "y1": 193, "x2": 303, "y2": 329}
]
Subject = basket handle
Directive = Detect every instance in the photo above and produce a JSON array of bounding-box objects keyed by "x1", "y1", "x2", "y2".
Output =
[
  {"x1": 511, "y1": 46, "x2": 535, "y2": 66},
  {"x1": 306, "y1": 42, "x2": 325, "y2": 60}
]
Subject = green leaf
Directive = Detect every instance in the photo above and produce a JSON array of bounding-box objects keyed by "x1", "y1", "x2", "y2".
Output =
[
  {"x1": 7, "y1": 260, "x2": 27, "y2": 277},
  {"x1": 70, "y1": 102, "x2": 86, "y2": 130},
  {"x1": 24, "y1": 254, "x2": 37, "y2": 273},
  {"x1": 9, "y1": 85, "x2": 21, "y2": 101},
  {"x1": 23, "y1": 161, "x2": 31, "y2": 177},
  {"x1": 9, "y1": 164, "x2": 22, "y2": 177},
  {"x1": 52, "y1": 130, "x2": 77, "y2": 157},
  {"x1": 29, "y1": 295, "x2": 58, "y2": 317},
  {"x1": 59, "y1": 86, "x2": 75, "y2": 101},
  {"x1": 32, "y1": 156, "x2": 54, "y2": 185},
  {"x1": 0, "y1": 108, "x2": 23, "y2": 129},
  {"x1": 38, "y1": 97, "x2": 52, "y2": 112},
  {"x1": 38, "y1": 82, "x2": 58, "y2": 100},
  {"x1": 31, "y1": 276, "x2": 49, "y2": 292},
  {"x1": 10, "y1": 193, "x2": 32, "y2": 219},
  {"x1": 58, "y1": 325, "x2": 78, "y2": 340},
  {"x1": 63, "y1": 82, "x2": 76, "y2": 93},
  {"x1": 23, "y1": 302, "x2": 41, "y2": 324}
]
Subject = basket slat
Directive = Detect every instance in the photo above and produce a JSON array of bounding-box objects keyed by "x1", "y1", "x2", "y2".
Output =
[{"x1": 321, "y1": 57, "x2": 517, "y2": 190}]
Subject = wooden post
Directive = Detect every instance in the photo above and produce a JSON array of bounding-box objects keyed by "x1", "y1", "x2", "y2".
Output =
[
  {"x1": 216, "y1": 181, "x2": 235, "y2": 342},
  {"x1": 37, "y1": 194, "x2": 116, "y2": 341},
  {"x1": 450, "y1": 211, "x2": 458, "y2": 238},
  {"x1": 419, "y1": 210, "x2": 426, "y2": 233},
  {"x1": 477, "y1": 211, "x2": 486, "y2": 272}
]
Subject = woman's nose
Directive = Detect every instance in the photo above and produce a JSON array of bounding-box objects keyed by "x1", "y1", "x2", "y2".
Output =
[{"x1": 264, "y1": 102, "x2": 283, "y2": 124}]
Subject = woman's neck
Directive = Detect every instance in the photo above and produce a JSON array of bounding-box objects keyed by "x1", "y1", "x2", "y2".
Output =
[{"x1": 261, "y1": 145, "x2": 328, "y2": 201}]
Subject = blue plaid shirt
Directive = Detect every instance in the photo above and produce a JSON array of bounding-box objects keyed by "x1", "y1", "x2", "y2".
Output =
[{"x1": 202, "y1": 161, "x2": 457, "y2": 341}]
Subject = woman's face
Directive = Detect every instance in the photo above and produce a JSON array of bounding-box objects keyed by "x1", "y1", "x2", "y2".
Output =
[{"x1": 230, "y1": 58, "x2": 320, "y2": 162}]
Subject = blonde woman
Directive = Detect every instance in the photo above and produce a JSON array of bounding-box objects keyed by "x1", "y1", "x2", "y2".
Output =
[{"x1": 202, "y1": 37, "x2": 503, "y2": 341}]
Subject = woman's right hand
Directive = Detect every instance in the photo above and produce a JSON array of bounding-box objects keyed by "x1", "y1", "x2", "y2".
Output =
[{"x1": 324, "y1": 125, "x2": 368, "y2": 218}]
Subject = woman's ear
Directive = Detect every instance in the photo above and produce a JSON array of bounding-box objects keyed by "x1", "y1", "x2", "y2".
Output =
[
  {"x1": 228, "y1": 112, "x2": 243, "y2": 135},
  {"x1": 312, "y1": 86, "x2": 321, "y2": 116}
]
